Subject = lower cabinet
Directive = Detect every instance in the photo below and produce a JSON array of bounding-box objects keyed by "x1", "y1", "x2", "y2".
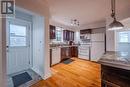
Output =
[
  {"x1": 50, "y1": 46, "x2": 78, "y2": 66},
  {"x1": 61, "y1": 46, "x2": 78, "y2": 61},
  {"x1": 71, "y1": 46, "x2": 78, "y2": 57},
  {"x1": 61, "y1": 47, "x2": 71, "y2": 61}
]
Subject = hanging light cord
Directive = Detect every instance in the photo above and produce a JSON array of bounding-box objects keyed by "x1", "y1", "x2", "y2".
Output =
[{"x1": 111, "y1": 0, "x2": 116, "y2": 20}]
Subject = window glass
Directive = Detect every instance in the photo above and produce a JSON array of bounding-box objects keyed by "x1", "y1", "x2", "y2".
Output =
[
  {"x1": 56, "y1": 27, "x2": 62, "y2": 41},
  {"x1": 10, "y1": 24, "x2": 27, "y2": 46},
  {"x1": 119, "y1": 32, "x2": 129, "y2": 43}
]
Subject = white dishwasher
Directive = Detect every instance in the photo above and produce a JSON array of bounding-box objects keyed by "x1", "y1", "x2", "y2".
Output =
[
  {"x1": 51, "y1": 47, "x2": 61, "y2": 66},
  {"x1": 78, "y1": 44, "x2": 90, "y2": 60}
]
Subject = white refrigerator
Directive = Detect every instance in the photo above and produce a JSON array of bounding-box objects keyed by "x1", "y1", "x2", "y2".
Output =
[{"x1": 90, "y1": 33, "x2": 105, "y2": 61}]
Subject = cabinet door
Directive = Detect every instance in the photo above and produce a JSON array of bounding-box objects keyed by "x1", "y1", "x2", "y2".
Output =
[
  {"x1": 71, "y1": 47, "x2": 78, "y2": 57},
  {"x1": 61, "y1": 47, "x2": 71, "y2": 61},
  {"x1": 69, "y1": 31, "x2": 74, "y2": 41},
  {"x1": 80, "y1": 29, "x2": 91, "y2": 34},
  {"x1": 50, "y1": 25, "x2": 56, "y2": 39},
  {"x1": 69, "y1": 31, "x2": 72, "y2": 41},
  {"x1": 61, "y1": 48, "x2": 66, "y2": 61},
  {"x1": 63, "y1": 30, "x2": 67, "y2": 41},
  {"x1": 71, "y1": 31, "x2": 74, "y2": 41},
  {"x1": 63, "y1": 30, "x2": 69, "y2": 41},
  {"x1": 66, "y1": 30, "x2": 70, "y2": 41},
  {"x1": 66, "y1": 47, "x2": 71, "y2": 58},
  {"x1": 63, "y1": 30, "x2": 74, "y2": 41}
]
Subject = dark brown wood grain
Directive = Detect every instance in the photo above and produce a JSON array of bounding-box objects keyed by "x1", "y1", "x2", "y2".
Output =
[
  {"x1": 63, "y1": 30, "x2": 74, "y2": 41},
  {"x1": 101, "y1": 65, "x2": 130, "y2": 87},
  {"x1": 61, "y1": 47, "x2": 78, "y2": 61},
  {"x1": 50, "y1": 25, "x2": 56, "y2": 39},
  {"x1": 80, "y1": 29, "x2": 91, "y2": 34}
]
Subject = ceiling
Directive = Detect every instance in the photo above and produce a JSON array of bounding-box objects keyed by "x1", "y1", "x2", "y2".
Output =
[{"x1": 47, "y1": 0, "x2": 130, "y2": 28}]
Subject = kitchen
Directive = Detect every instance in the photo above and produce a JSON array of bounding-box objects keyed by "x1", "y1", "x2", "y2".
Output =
[
  {"x1": 50, "y1": 25, "x2": 105, "y2": 66},
  {"x1": 48, "y1": 0, "x2": 130, "y2": 86},
  {"x1": 49, "y1": 23, "x2": 130, "y2": 86},
  {"x1": 49, "y1": 18, "x2": 130, "y2": 87}
]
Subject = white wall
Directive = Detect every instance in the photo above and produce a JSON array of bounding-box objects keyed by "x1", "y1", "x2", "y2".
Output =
[
  {"x1": 106, "y1": 30, "x2": 116, "y2": 51},
  {"x1": 32, "y1": 15, "x2": 45, "y2": 78},
  {"x1": 92, "y1": 27, "x2": 106, "y2": 34},
  {"x1": 74, "y1": 30, "x2": 80, "y2": 43}
]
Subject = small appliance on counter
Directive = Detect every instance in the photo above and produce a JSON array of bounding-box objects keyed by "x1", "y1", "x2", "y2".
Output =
[{"x1": 69, "y1": 41, "x2": 74, "y2": 45}]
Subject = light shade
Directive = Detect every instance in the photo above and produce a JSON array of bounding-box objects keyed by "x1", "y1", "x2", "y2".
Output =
[{"x1": 108, "y1": 20, "x2": 124, "y2": 30}]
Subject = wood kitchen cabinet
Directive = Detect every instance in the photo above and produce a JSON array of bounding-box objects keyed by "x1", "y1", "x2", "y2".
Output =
[
  {"x1": 63, "y1": 30, "x2": 74, "y2": 41},
  {"x1": 50, "y1": 25, "x2": 56, "y2": 39},
  {"x1": 61, "y1": 47, "x2": 71, "y2": 61},
  {"x1": 63, "y1": 30, "x2": 69, "y2": 41},
  {"x1": 80, "y1": 29, "x2": 91, "y2": 34},
  {"x1": 71, "y1": 47, "x2": 78, "y2": 57},
  {"x1": 70, "y1": 31, "x2": 74, "y2": 41},
  {"x1": 61, "y1": 46, "x2": 78, "y2": 61}
]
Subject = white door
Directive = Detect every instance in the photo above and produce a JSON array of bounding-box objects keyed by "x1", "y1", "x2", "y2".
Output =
[{"x1": 6, "y1": 18, "x2": 31, "y2": 75}]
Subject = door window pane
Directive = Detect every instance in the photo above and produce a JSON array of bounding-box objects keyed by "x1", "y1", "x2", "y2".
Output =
[{"x1": 9, "y1": 24, "x2": 27, "y2": 46}]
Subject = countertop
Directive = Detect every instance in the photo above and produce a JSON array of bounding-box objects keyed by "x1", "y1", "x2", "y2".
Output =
[
  {"x1": 50, "y1": 45, "x2": 79, "y2": 49},
  {"x1": 98, "y1": 51, "x2": 130, "y2": 70}
]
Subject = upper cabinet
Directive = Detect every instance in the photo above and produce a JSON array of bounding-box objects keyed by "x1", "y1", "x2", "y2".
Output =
[
  {"x1": 63, "y1": 30, "x2": 69, "y2": 41},
  {"x1": 70, "y1": 31, "x2": 74, "y2": 41},
  {"x1": 63, "y1": 30, "x2": 74, "y2": 41},
  {"x1": 50, "y1": 25, "x2": 56, "y2": 39},
  {"x1": 80, "y1": 29, "x2": 91, "y2": 34},
  {"x1": 50, "y1": 25, "x2": 75, "y2": 41}
]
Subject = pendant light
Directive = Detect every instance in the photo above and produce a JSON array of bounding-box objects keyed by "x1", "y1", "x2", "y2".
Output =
[
  {"x1": 108, "y1": 0, "x2": 124, "y2": 30},
  {"x1": 71, "y1": 19, "x2": 80, "y2": 26}
]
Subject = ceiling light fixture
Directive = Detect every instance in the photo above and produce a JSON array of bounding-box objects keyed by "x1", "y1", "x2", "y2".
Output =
[
  {"x1": 71, "y1": 19, "x2": 79, "y2": 26},
  {"x1": 108, "y1": 0, "x2": 124, "y2": 30}
]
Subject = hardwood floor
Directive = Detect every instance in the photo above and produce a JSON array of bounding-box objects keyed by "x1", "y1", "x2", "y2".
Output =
[{"x1": 31, "y1": 58, "x2": 101, "y2": 87}]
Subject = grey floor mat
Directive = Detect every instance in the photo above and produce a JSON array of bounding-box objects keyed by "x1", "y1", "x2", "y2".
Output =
[
  {"x1": 12, "y1": 72, "x2": 32, "y2": 87},
  {"x1": 62, "y1": 59, "x2": 74, "y2": 64}
]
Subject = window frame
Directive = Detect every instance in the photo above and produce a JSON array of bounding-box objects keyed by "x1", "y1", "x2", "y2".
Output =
[
  {"x1": 118, "y1": 31, "x2": 130, "y2": 43},
  {"x1": 7, "y1": 19, "x2": 31, "y2": 47},
  {"x1": 55, "y1": 27, "x2": 63, "y2": 42}
]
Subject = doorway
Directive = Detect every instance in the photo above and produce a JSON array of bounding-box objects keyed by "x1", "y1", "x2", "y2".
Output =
[
  {"x1": 6, "y1": 8, "x2": 45, "y2": 87},
  {"x1": 6, "y1": 18, "x2": 32, "y2": 75}
]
